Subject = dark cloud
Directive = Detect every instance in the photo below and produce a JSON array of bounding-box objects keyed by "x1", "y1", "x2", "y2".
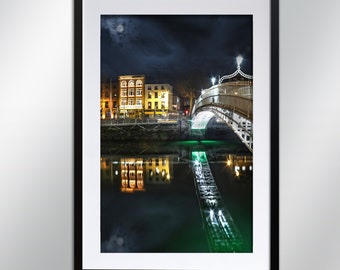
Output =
[{"x1": 101, "y1": 15, "x2": 252, "y2": 90}]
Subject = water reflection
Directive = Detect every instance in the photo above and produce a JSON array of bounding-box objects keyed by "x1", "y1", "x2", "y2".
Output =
[
  {"x1": 101, "y1": 155, "x2": 174, "y2": 193},
  {"x1": 192, "y1": 151, "x2": 252, "y2": 252},
  {"x1": 226, "y1": 154, "x2": 253, "y2": 179},
  {"x1": 101, "y1": 141, "x2": 252, "y2": 252}
]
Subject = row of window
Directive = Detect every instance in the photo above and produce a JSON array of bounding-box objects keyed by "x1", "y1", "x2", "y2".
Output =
[
  {"x1": 118, "y1": 100, "x2": 168, "y2": 109},
  {"x1": 147, "y1": 158, "x2": 167, "y2": 166},
  {"x1": 147, "y1": 91, "x2": 166, "y2": 99},
  {"x1": 118, "y1": 90, "x2": 168, "y2": 99},
  {"x1": 147, "y1": 85, "x2": 167, "y2": 90},
  {"x1": 121, "y1": 88, "x2": 143, "y2": 97},
  {"x1": 104, "y1": 101, "x2": 117, "y2": 108},
  {"x1": 147, "y1": 101, "x2": 166, "y2": 109},
  {"x1": 120, "y1": 79, "x2": 143, "y2": 88},
  {"x1": 105, "y1": 100, "x2": 168, "y2": 109},
  {"x1": 120, "y1": 98, "x2": 143, "y2": 106}
]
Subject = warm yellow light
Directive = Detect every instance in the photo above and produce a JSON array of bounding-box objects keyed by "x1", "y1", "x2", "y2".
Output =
[
  {"x1": 121, "y1": 187, "x2": 134, "y2": 193},
  {"x1": 227, "y1": 159, "x2": 231, "y2": 166},
  {"x1": 129, "y1": 180, "x2": 136, "y2": 188}
]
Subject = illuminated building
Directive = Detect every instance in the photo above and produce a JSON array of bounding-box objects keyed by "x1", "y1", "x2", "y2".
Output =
[
  {"x1": 118, "y1": 75, "x2": 145, "y2": 119},
  {"x1": 100, "y1": 155, "x2": 173, "y2": 192},
  {"x1": 120, "y1": 158, "x2": 144, "y2": 192},
  {"x1": 144, "y1": 83, "x2": 173, "y2": 118},
  {"x1": 145, "y1": 156, "x2": 172, "y2": 184},
  {"x1": 100, "y1": 80, "x2": 118, "y2": 119},
  {"x1": 226, "y1": 154, "x2": 253, "y2": 178}
]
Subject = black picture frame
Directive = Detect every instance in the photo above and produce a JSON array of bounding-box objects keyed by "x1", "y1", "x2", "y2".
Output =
[{"x1": 74, "y1": 0, "x2": 279, "y2": 269}]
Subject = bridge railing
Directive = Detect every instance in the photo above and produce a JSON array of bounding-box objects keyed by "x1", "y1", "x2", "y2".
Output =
[
  {"x1": 193, "y1": 94, "x2": 253, "y2": 120},
  {"x1": 194, "y1": 82, "x2": 253, "y2": 120},
  {"x1": 200, "y1": 82, "x2": 252, "y2": 100},
  {"x1": 101, "y1": 118, "x2": 181, "y2": 126}
]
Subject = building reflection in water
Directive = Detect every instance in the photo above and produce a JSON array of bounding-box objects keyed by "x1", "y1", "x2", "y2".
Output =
[
  {"x1": 145, "y1": 157, "x2": 171, "y2": 184},
  {"x1": 101, "y1": 155, "x2": 173, "y2": 193},
  {"x1": 120, "y1": 158, "x2": 144, "y2": 192},
  {"x1": 226, "y1": 154, "x2": 253, "y2": 179}
]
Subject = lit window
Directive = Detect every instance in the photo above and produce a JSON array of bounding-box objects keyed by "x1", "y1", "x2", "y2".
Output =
[
  {"x1": 128, "y1": 89, "x2": 134, "y2": 96},
  {"x1": 136, "y1": 98, "x2": 142, "y2": 106},
  {"x1": 136, "y1": 80, "x2": 143, "y2": 87},
  {"x1": 136, "y1": 88, "x2": 142, "y2": 96},
  {"x1": 128, "y1": 80, "x2": 135, "y2": 87},
  {"x1": 120, "y1": 80, "x2": 127, "y2": 87}
]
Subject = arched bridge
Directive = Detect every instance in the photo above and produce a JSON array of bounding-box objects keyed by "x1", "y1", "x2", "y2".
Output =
[{"x1": 191, "y1": 71, "x2": 253, "y2": 152}]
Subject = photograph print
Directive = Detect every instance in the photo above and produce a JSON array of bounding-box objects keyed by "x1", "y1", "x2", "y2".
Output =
[{"x1": 99, "y1": 15, "x2": 253, "y2": 253}]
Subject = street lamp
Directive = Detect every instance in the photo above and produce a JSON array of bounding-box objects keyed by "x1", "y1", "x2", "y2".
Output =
[
  {"x1": 211, "y1": 77, "x2": 216, "y2": 86},
  {"x1": 236, "y1": 55, "x2": 243, "y2": 69}
]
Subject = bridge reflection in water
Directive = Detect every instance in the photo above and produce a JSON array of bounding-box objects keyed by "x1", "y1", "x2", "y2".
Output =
[
  {"x1": 101, "y1": 141, "x2": 252, "y2": 252},
  {"x1": 192, "y1": 151, "x2": 243, "y2": 252}
]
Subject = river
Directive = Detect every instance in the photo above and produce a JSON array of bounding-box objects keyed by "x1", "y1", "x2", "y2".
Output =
[{"x1": 100, "y1": 136, "x2": 252, "y2": 253}]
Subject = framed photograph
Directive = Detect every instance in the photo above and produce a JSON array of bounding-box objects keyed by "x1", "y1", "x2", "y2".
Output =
[{"x1": 74, "y1": 0, "x2": 279, "y2": 269}]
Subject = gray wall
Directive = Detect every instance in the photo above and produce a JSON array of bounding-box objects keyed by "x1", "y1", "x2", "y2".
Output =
[{"x1": 0, "y1": 0, "x2": 339, "y2": 269}]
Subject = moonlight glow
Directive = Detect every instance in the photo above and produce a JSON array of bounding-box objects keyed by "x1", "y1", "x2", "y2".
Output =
[{"x1": 116, "y1": 24, "x2": 124, "y2": 33}]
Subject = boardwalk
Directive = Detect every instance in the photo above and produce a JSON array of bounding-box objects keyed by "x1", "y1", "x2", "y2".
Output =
[{"x1": 192, "y1": 151, "x2": 243, "y2": 252}]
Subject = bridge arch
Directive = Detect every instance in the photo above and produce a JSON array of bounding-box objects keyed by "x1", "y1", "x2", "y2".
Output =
[
  {"x1": 191, "y1": 66, "x2": 253, "y2": 152},
  {"x1": 192, "y1": 105, "x2": 253, "y2": 152}
]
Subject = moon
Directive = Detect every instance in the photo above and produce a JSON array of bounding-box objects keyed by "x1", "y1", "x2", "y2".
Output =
[{"x1": 116, "y1": 24, "x2": 124, "y2": 33}]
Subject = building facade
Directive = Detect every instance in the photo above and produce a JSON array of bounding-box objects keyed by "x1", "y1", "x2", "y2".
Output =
[
  {"x1": 144, "y1": 83, "x2": 173, "y2": 118},
  {"x1": 100, "y1": 80, "x2": 118, "y2": 119},
  {"x1": 101, "y1": 76, "x2": 180, "y2": 119},
  {"x1": 118, "y1": 75, "x2": 145, "y2": 119}
]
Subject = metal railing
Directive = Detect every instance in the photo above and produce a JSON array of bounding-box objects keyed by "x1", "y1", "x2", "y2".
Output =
[
  {"x1": 101, "y1": 118, "x2": 183, "y2": 126},
  {"x1": 193, "y1": 83, "x2": 253, "y2": 120}
]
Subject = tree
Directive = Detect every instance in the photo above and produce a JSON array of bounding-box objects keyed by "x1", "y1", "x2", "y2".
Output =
[{"x1": 176, "y1": 80, "x2": 199, "y2": 115}]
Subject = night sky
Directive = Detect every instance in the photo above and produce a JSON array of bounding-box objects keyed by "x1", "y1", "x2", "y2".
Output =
[{"x1": 101, "y1": 15, "x2": 252, "y2": 92}]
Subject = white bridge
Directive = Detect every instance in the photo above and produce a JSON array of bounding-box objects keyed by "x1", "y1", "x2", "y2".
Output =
[{"x1": 191, "y1": 58, "x2": 253, "y2": 152}]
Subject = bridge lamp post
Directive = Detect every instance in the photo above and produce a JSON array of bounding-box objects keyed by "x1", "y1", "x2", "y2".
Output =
[
  {"x1": 236, "y1": 55, "x2": 243, "y2": 70},
  {"x1": 211, "y1": 77, "x2": 216, "y2": 86}
]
